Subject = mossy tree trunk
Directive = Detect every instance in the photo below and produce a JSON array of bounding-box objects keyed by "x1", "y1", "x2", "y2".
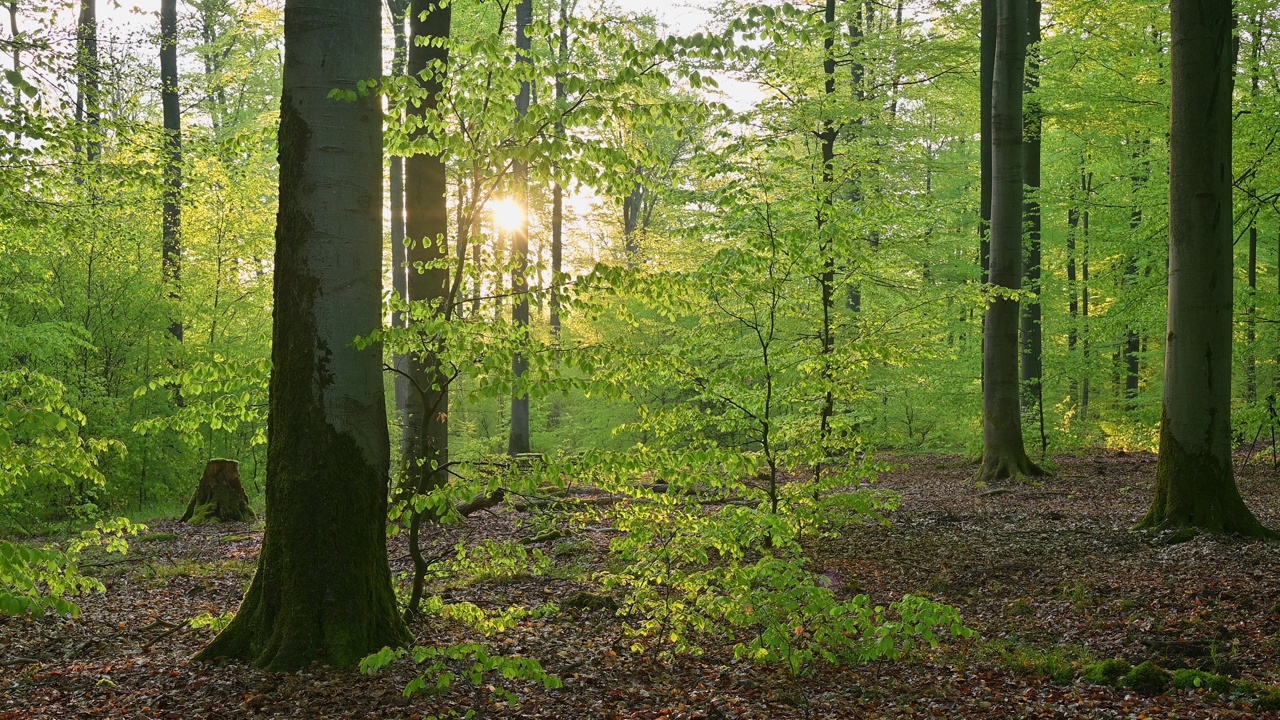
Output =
[
  {"x1": 195, "y1": 0, "x2": 411, "y2": 670},
  {"x1": 977, "y1": 0, "x2": 1042, "y2": 483},
  {"x1": 1139, "y1": 0, "x2": 1273, "y2": 538},
  {"x1": 182, "y1": 459, "x2": 253, "y2": 523}
]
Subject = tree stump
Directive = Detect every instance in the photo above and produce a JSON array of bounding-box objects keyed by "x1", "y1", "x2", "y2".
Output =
[{"x1": 182, "y1": 459, "x2": 255, "y2": 524}]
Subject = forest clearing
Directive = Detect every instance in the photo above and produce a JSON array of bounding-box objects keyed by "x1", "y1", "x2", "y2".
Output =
[{"x1": 3, "y1": 0, "x2": 1280, "y2": 717}]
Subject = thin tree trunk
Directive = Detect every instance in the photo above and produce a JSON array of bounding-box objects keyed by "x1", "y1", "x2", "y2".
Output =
[
  {"x1": 1019, "y1": 0, "x2": 1042, "y2": 445},
  {"x1": 978, "y1": 0, "x2": 1040, "y2": 482},
  {"x1": 815, "y1": 0, "x2": 837, "y2": 484},
  {"x1": 403, "y1": 0, "x2": 452, "y2": 494},
  {"x1": 196, "y1": 0, "x2": 411, "y2": 669},
  {"x1": 1140, "y1": 0, "x2": 1272, "y2": 537},
  {"x1": 549, "y1": 0, "x2": 568, "y2": 338},
  {"x1": 1081, "y1": 172, "x2": 1091, "y2": 420},
  {"x1": 9, "y1": 2, "x2": 19, "y2": 110},
  {"x1": 76, "y1": 0, "x2": 99, "y2": 163},
  {"x1": 845, "y1": 1, "x2": 865, "y2": 313},
  {"x1": 161, "y1": 0, "x2": 183, "y2": 343},
  {"x1": 508, "y1": 0, "x2": 532, "y2": 455},
  {"x1": 387, "y1": 0, "x2": 410, "y2": 432}
]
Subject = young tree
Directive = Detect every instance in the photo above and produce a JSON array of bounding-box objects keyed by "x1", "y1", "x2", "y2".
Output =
[
  {"x1": 977, "y1": 0, "x2": 1041, "y2": 481},
  {"x1": 196, "y1": 0, "x2": 411, "y2": 669},
  {"x1": 1138, "y1": 0, "x2": 1272, "y2": 537}
]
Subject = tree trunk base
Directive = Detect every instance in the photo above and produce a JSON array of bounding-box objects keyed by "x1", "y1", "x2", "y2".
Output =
[
  {"x1": 1137, "y1": 428, "x2": 1276, "y2": 539},
  {"x1": 975, "y1": 448, "x2": 1044, "y2": 484},
  {"x1": 182, "y1": 459, "x2": 255, "y2": 524}
]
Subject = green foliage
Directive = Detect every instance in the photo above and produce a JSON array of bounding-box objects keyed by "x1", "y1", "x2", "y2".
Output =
[
  {"x1": 0, "y1": 517, "x2": 141, "y2": 617},
  {"x1": 362, "y1": 643, "x2": 561, "y2": 717},
  {"x1": 189, "y1": 611, "x2": 237, "y2": 633}
]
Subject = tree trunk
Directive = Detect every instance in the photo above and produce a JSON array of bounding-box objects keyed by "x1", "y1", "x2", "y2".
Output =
[
  {"x1": 1019, "y1": 0, "x2": 1042, "y2": 449},
  {"x1": 161, "y1": 0, "x2": 183, "y2": 343},
  {"x1": 76, "y1": 0, "x2": 99, "y2": 163},
  {"x1": 195, "y1": 0, "x2": 411, "y2": 669},
  {"x1": 508, "y1": 0, "x2": 532, "y2": 456},
  {"x1": 403, "y1": 0, "x2": 451, "y2": 484},
  {"x1": 977, "y1": 0, "x2": 1041, "y2": 482},
  {"x1": 845, "y1": 1, "x2": 865, "y2": 313},
  {"x1": 815, "y1": 0, "x2": 836, "y2": 483},
  {"x1": 387, "y1": 0, "x2": 410, "y2": 434},
  {"x1": 182, "y1": 459, "x2": 254, "y2": 523},
  {"x1": 1139, "y1": 0, "x2": 1272, "y2": 537},
  {"x1": 549, "y1": 0, "x2": 568, "y2": 338},
  {"x1": 978, "y1": 0, "x2": 995, "y2": 285}
]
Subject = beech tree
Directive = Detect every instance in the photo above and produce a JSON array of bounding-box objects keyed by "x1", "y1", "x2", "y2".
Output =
[
  {"x1": 1137, "y1": 0, "x2": 1272, "y2": 537},
  {"x1": 977, "y1": 0, "x2": 1041, "y2": 481},
  {"x1": 196, "y1": 0, "x2": 411, "y2": 669},
  {"x1": 160, "y1": 0, "x2": 182, "y2": 343}
]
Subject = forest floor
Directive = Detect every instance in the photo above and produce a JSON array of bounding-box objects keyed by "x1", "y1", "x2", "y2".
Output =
[{"x1": 3, "y1": 451, "x2": 1280, "y2": 719}]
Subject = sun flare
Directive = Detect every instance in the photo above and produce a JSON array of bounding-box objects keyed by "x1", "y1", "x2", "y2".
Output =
[{"x1": 491, "y1": 197, "x2": 524, "y2": 232}]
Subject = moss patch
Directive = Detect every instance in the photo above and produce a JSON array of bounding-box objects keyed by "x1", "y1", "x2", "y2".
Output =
[
  {"x1": 1084, "y1": 658, "x2": 1131, "y2": 686},
  {"x1": 1120, "y1": 661, "x2": 1171, "y2": 694}
]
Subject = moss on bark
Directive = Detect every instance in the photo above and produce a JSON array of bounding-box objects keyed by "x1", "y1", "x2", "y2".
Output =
[{"x1": 1138, "y1": 412, "x2": 1275, "y2": 539}]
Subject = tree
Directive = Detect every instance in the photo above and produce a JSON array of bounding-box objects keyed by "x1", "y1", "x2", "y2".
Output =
[
  {"x1": 403, "y1": 0, "x2": 451, "y2": 481},
  {"x1": 1137, "y1": 0, "x2": 1273, "y2": 537},
  {"x1": 196, "y1": 0, "x2": 411, "y2": 669},
  {"x1": 977, "y1": 0, "x2": 1041, "y2": 481},
  {"x1": 508, "y1": 0, "x2": 532, "y2": 455},
  {"x1": 1018, "y1": 0, "x2": 1041, "y2": 441},
  {"x1": 160, "y1": 0, "x2": 183, "y2": 343}
]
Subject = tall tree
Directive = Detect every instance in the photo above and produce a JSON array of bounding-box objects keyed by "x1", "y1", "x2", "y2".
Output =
[
  {"x1": 1019, "y1": 0, "x2": 1041, "y2": 430},
  {"x1": 1138, "y1": 0, "x2": 1272, "y2": 537},
  {"x1": 815, "y1": 0, "x2": 836, "y2": 482},
  {"x1": 195, "y1": 0, "x2": 411, "y2": 669},
  {"x1": 549, "y1": 0, "x2": 570, "y2": 337},
  {"x1": 387, "y1": 0, "x2": 410, "y2": 428},
  {"x1": 977, "y1": 0, "x2": 1041, "y2": 481},
  {"x1": 403, "y1": 0, "x2": 451, "y2": 481},
  {"x1": 160, "y1": 0, "x2": 183, "y2": 343},
  {"x1": 401, "y1": 0, "x2": 452, "y2": 619},
  {"x1": 508, "y1": 0, "x2": 532, "y2": 455}
]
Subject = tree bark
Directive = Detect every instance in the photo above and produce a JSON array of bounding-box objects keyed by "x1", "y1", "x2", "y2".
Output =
[
  {"x1": 161, "y1": 0, "x2": 183, "y2": 343},
  {"x1": 1139, "y1": 0, "x2": 1272, "y2": 537},
  {"x1": 978, "y1": 0, "x2": 995, "y2": 285},
  {"x1": 977, "y1": 0, "x2": 1041, "y2": 482},
  {"x1": 549, "y1": 0, "x2": 569, "y2": 337},
  {"x1": 403, "y1": 0, "x2": 452, "y2": 483},
  {"x1": 508, "y1": 0, "x2": 532, "y2": 456},
  {"x1": 1018, "y1": 0, "x2": 1039, "y2": 420},
  {"x1": 387, "y1": 0, "x2": 410, "y2": 433},
  {"x1": 195, "y1": 0, "x2": 411, "y2": 669}
]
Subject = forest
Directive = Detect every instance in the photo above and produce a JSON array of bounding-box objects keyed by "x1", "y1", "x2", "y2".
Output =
[{"x1": 1, "y1": 0, "x2": 1279, "y2": 717}]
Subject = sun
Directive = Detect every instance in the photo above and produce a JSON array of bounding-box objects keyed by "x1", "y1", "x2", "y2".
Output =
[{"x1": 491, "y1": 197, "x2": 524, "y2": 232}]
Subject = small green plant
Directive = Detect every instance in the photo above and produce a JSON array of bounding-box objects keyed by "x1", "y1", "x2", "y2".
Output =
[
  {"x1": 446, "y1": 540, "x2": 552, "y2": 587},
  {"x1": 361, "y1": 643, "x2": 561, "y2": 717},
  {"x1": 1256, "y1": 689, "x2": 1280, "y2": 711},
  {"x1": 1170, "y1": 669, "x2": 1233, "y2": 693},
  {"x1": 189, "y1": 611, "x2": 236, "y2": 632}
]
